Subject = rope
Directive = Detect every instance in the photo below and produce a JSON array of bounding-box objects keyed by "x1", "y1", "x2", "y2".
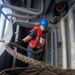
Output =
[
  {"x1": 11, "y1": 42, "x2": 44, "y2": 54},
  {"x1": 0, "y1": 67, "x2": 57, "y2": 75},
  {"x1": 4, "y1": 42, "x2": 75, "y2": 75}
]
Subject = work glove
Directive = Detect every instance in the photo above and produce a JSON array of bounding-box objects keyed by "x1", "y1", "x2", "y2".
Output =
[{"x1": 15, "y1": 39, "x2": 25, "y2": 46}]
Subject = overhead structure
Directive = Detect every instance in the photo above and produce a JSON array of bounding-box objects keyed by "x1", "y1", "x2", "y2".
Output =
[{"x1": 0, "y1": 0, "x2": 44, "y2": 18}]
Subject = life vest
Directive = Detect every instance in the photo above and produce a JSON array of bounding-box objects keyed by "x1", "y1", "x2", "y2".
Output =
[{"x1": 29, "y1": 25, "x2": 46, "y2": 49}]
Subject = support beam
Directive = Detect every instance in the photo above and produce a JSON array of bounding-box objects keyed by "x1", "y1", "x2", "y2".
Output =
[
  {"x1": 1, "y1": 10, "x2": 10, "y2": 21},
  {"x1": 27, "y1": 0, "x2": 32, "y2": 8},
  {"x1": 68, "y1": 8, "x2": 75, "y2": 69},
  {"x1": 60, "y1": 18, "x2": 67, "y2": 69},
  {"x1": 44, "y1": 0, "x2": 51, "y2": 15},
  {"x1": 27, "y1": 0, "x2": 32, "y2": 22},
  {"x1": 12, "y1": 25, "x2": 19, "y2": 67}
]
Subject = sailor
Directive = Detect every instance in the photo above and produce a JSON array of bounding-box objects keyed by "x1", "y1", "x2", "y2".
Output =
[{"x1": 16, "y1": 18, "x2": 48, "y2": 59}]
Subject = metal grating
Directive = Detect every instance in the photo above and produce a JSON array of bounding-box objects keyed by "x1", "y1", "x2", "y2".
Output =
[
  {"x1": 43, "y1": 28, "x2": 54, "y2": 65},
  {"x1": 43, "y1": 27, "x2": 57, "y2": 67}
]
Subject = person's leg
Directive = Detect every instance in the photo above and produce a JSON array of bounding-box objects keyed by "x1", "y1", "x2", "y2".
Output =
[
  {"x1": 27, "y1": 45, "x2": 35, "y2": 59},
  {"x1": 27, "y1": 45, "x2": 36, "y2": 67}
]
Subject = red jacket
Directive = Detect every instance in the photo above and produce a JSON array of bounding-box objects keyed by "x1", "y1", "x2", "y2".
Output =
[{"x1": 29, "y1": 26, "x2": 46, "y2": 49}]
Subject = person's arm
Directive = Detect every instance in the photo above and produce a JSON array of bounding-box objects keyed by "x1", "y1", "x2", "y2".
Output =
[
  {"x1": 22, "y1": 30, "x2": 37, "y2": 42},
  {"x1": 22, "y1": 35, "x2": 32, "y2": 42},
  {"x1": 15, "y1": 36, "x2": 31, "y2": 45}
]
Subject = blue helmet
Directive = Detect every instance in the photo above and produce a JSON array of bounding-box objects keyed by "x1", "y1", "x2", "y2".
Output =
[{"x1": 40, "y1": 18, "x2": 48, "y2": 28}]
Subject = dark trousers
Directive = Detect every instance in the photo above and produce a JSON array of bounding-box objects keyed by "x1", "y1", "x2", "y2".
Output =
[{"x1": 27, "y1": 45, "x2": 35, "y2": 59}]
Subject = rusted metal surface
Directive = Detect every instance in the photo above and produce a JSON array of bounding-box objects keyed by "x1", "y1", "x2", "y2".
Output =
[{"x1": 1, "y1": 42, "x2": 74, "y2": 75}]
